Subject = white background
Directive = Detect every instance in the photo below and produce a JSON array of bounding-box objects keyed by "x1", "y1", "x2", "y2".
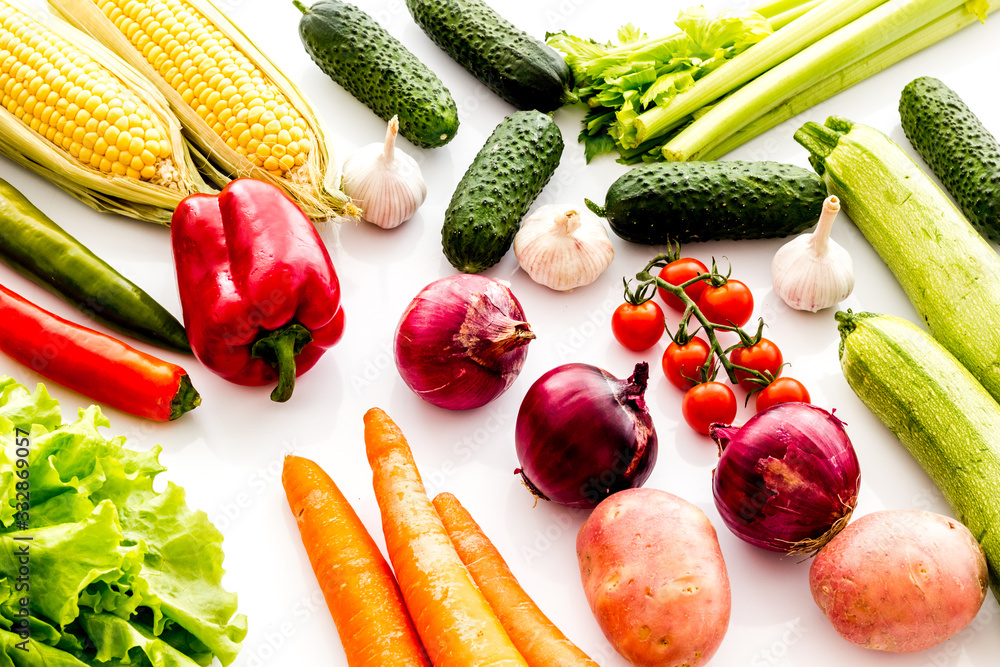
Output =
[{"x1": 2, "y1": 0, "x2": 1000, "y2": 665}]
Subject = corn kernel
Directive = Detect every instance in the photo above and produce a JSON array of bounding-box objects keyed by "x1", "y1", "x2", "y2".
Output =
[{"x1": 116, "y1": 130, "x2": 131, "y2": 151}]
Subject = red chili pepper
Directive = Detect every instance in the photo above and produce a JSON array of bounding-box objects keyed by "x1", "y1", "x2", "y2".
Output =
[
  {"x1": 171, "y1": 178, "x2": 345, "y2": 402},
  {"x1": 0, "y1": 282, "x2": 200, "y2": 421}
]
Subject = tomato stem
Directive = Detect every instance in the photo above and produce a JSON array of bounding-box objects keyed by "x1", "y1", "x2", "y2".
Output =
[{"x1": 634, "y1": 252, "x2": 772, "y2": 387}]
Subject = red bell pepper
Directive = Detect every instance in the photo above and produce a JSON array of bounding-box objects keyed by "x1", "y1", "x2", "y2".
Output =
[
  {"x1": 0, "y1": 282, "x2": 201, "y2": 421},
  {"x1": 171, "y1": 178, "x2": 345, "y2": 402}
]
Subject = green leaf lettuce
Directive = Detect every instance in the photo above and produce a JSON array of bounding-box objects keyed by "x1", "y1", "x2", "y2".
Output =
[{"x1": 0, "y1": 377, "x2": 246, "y2": 666}]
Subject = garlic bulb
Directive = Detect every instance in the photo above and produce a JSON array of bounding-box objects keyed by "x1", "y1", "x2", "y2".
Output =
[
  {"x1": 771, "y1": 195, "x2": 855, "y2": 312},
  {"x1": 513, "y1": 204, "x2": 615, "y2": 291},
  {"x1": 341, "y1": 116, "x2": 427, "y2": 228}
]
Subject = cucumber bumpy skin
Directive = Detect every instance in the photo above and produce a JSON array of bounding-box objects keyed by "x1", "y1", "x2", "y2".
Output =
[
  {"x1": 294, "y1": 0, "x2": 459, "y2": 148},
  {"x1": 587, "y1": 161, "x2": 827, "y2": 244},
  {"x1": 442, "y1": 110, "x2": 563, "y2": 273},
  {"x1": 837, "y1": 310, "x2": 1000, "y2": 600},
  {"x1": 404, "y1": 0, "x2": 574, "y2": 112},
  {"x1": 900, "y1": 76, "x2": 1000, "y2": 242}
]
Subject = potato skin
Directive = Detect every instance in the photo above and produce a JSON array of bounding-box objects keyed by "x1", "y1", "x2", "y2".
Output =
[
  {"x1": 577, "y1": 488, "x2": 731, "y2": 667},
  {"x1": 809, "y1": 509, "x2": 988, "y2": 653}
]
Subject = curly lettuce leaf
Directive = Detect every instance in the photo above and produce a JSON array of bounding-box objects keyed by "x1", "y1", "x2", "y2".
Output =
[
  {"x1": 0, "y1": 629, "x2": 91, "y2": 667},
  {"x1": 0, "y1": 502, "x2": 124, "y2": 627},
  {"x1": 0, "y1": 380, "x2": 59, "y2": 435},
  {"x1": 78, "y1": 611, "x2": 208, "y2": 667},
  {"x1": 0, "y1": 377, "x2": 246, "y2": 666}
]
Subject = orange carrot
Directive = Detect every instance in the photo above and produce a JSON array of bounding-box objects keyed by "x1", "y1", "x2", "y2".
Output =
[
  {"x1": 363, "y1": 407, "x2": 528, "y2": 667},
  {"x1": 433, "y1": 492, "x2": 600, "y2": 667},
  {"x1": 281, "y1": 455, "x2": 430, "y2": 667}
]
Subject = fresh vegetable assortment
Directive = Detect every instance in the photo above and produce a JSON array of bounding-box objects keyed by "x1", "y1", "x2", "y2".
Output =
[{"x1": 0, "y1": 0, "x2": 999, "y2": 664}]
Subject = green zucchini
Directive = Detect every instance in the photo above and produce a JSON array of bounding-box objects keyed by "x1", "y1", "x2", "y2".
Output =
[
  {"x1": 442, "y1": 110, "x2": 563, "y2": 273},
  {"x1": 900, "y1": 76, "x2": 1000, "y2": 242},
  {"x1": 837, "y1": 310, "x2": 1000, "y2": 599},
  {"x1": 0, "y1": 177, "x2": 190, "y2": 353},
  {"x1": 585, "y1": 161, "x2": 827, "y2": 244},
  {"x1": 294, "y1": 0, "x2": 459, "y2": 148},
  {"x1": 795, "y1": 116, "x2": 1000, "y2": 405},
  {"x1": 404, "y1": 0, "x2": 574, "y2": 112}
]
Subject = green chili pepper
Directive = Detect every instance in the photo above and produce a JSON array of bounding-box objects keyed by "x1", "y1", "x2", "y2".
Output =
[{"x1": 0, "y1": 177, "x2": 190, "y2": 353}]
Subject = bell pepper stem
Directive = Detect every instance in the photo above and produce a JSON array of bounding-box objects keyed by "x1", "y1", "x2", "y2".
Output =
[{"x1": 251, "y1": 324, "x2": 314, "y2": 403}]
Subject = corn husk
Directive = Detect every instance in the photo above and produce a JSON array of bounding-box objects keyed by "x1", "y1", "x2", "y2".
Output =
[
  {"x1": 49, "y1": 0, "x2": 356, "y2": 221},
  {"x1": 0, "y1": 0, "x2": 211, "y2": 224}
]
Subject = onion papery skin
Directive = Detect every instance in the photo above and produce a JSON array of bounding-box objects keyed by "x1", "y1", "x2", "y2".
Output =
[
  {"x1": 711, "y1": 402, "x2": 861, "y2": 554},
  {"x1": 515, "y1": 362, "x2": 657, "y2": 508},
  {"x1": 394, "y1": 274, "x2": 534, "y2": 410}
]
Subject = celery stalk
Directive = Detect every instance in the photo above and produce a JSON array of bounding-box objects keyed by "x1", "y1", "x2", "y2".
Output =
[
  {"x1": 750, "y1": 0, "x2": 814, "y2": 17},
  {"x1": 631, "y1": 0, "x2": 892, "y2": 145},
  {"x1": 599, "y1": 0, "x2": 813, "y2": 57},
  {"x1": 702, "y1": 1, "x2": 998, "y2": 161},
  {"x1": 767, "y1": 0, "x2": 825, "y2": 30},
  {"x1": 662, "y1": 0, "x2": 977, "y2": 162}
]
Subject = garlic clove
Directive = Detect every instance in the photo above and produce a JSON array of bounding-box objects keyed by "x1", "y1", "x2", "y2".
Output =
[
  {"x1": 513, "y1": 204, "x2": 615, "y2": 291},
  {"x1": 341, "y1": 116, "x2": 427, "y2": 229},
  {"x1": 771, "y1": 195, "x2": 855, "y2": 312}
]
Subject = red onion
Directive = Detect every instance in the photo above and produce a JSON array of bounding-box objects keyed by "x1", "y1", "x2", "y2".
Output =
[
  {"x1": 515, "y1": 362, "x2": 657, "y2": 508},
  {"x1": 711, "y1": 402, "x2": 860, "y2": 554},
  {"x1": 394, "y1": 274, "x2": 534, "y2": 410}
]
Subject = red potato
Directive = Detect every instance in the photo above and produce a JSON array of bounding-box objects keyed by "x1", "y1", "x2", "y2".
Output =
[
  {"x1": 810, "y1": 509, "x2": 988, "y2": 653},
  {"x1": 577, "y1": 488, "x2": 731, "y2": 667}
]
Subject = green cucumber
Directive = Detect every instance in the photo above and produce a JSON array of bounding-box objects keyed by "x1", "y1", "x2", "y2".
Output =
[
  {"x1": 442, "y1": 110, "x2": 563, "y2": 273},
  {"x1": 294, "y1": 0, "x2": 459, "y2": 148},
  {"x1": 837, "y1": 310, "x2": 1000, "y2": 599},
  {"x1": 795, "y1": 116, "x2": 1000, "y2": 405},
  {"x1": 899, "y1": 76, "x2": 1000, "y2": 242},
  {"x1": 585, "y1": 161, "x2": 827, "y2": 244},
  {"x1": 404, "y1": 0, "x2": 574, "y2": 112}
]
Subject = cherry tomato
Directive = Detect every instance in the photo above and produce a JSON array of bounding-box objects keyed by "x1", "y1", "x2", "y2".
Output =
[
  {"x1": 682, "y1": 382, "x2": 738, "y2": 435},
  {"x1": 729, "y1": 338, "x2": 783, "y2": 390},
  {"x1": 612, "y1": 300, "x2": 665, "y2": 351},
  {"x1": 662, "y1": 337, "x2": 712, "y2": 390},
  {"x1": 656, "y1": 258, "x2": 709, "y2": 312},
  {"x1": 698, "y1": 279, "x2": 754, "y2": 327},
  {"x1": 755, "y1": 377, "x2": 811, "y2": 413}
]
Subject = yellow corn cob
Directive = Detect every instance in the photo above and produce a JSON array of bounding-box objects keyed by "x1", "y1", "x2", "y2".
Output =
[
  {"x1": 0, "y1": 0, "x2": 207, "y2": 222},
  {"x1": 1, "y1": 3, "x2": 172, "y2": 181},
  {"x1": 51, "y1": 0, "x2": 353, "y2": 220}
]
